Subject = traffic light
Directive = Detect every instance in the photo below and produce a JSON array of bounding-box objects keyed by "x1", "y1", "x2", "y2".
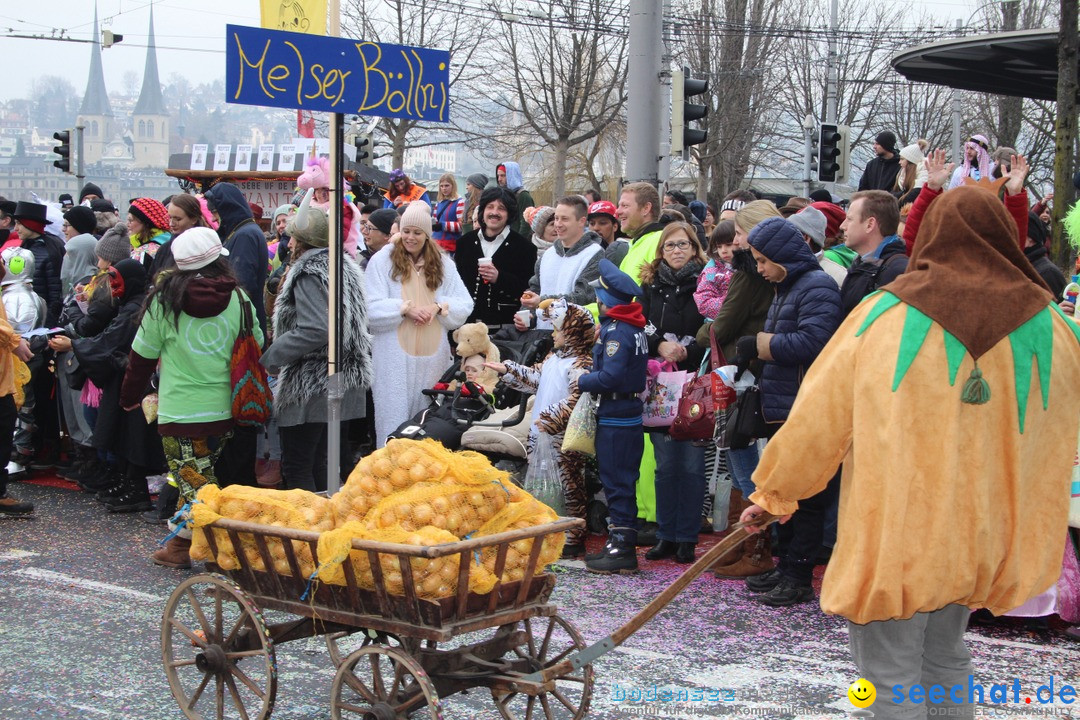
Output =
[
  {"x1": 834, "y1": 125, "x2": 850, "y2": 184},
  {"x1": 53, "y1": 130, "x2": 71, "y2": 173},
  {"x1": 817, "y1": 124, "x2": 841, "y2": 182},
  {"x1": 354, "y1": 132, "x2": 373, "y2": 166},
  {"x1": 671, "y1": 66, "x2": 709, "y2": 159}
]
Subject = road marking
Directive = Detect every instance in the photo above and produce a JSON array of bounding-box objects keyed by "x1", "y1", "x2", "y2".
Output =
[
  {"x1": 0, "y1": 549, "x2": 39, "y2": 561},
  {"x1": 10, "y1": 567, "x2": 164, "y2": 602},
  {"x1": 616, "y1": 646, "x2": 677, "y2": 661}
]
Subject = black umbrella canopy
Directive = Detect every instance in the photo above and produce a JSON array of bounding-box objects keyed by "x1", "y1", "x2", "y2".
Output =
[{"x1": 891, "y1": 28, "x2": 1069, "y2": 102}]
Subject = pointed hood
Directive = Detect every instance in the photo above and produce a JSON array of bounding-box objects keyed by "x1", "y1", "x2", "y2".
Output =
[{"x1": 888, "y1": 186, "x2": 1051, "y2": 359}]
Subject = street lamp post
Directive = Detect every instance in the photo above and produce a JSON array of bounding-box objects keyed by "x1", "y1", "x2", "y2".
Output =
[{"x1": 803, "y1": 113, "x2": 815, "y2": 198}]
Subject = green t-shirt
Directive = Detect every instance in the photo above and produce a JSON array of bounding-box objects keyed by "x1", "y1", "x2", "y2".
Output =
[{"x1": 131, "y1": 292, "x2": 263, "y2": 425}]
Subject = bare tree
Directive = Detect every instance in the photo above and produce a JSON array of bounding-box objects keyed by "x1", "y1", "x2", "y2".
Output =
[
  {"x1": 486, "y1": 0, "x2": 628, "y2": 199},
  {"x1": 672, "y1": 0, "x2": 788, "y2": 202},
  {"x1": 341, "y1": 0, "x2": 495, "y2": 169}
]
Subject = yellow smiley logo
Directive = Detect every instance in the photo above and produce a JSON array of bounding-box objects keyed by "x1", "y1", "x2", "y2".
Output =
[{"x1": 847, "y1": 678, "x2": 876, "y2": 708}]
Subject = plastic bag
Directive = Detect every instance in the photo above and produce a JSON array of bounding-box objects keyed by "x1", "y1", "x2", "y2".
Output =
[
  {"x1": 562, "y1": 392, "x2": 597, "y2": 456},
  {"x1": 642, "y1": 362, "x2": 691, "y2": 427},
  {"x1": 524, "y1": 433, "x2": 566, "y2": 516}
]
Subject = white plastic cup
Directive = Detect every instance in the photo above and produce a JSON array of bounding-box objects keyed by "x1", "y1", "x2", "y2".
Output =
[
  {"x1": 477, "y1": 257, "x2": 493, "y2": 267},
  {"x1": 515, "y1": 309, "x2": 531, "y2": 326}
]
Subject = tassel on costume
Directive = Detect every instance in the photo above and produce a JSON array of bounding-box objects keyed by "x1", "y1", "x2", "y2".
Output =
[{"x1": 961, "y1": 366, "x2": 991, "y2": 405}]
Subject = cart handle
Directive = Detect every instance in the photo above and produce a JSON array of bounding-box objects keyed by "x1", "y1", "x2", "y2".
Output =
[{"x1": 520, "y1": 512, "x2": 779, "y2": 684}]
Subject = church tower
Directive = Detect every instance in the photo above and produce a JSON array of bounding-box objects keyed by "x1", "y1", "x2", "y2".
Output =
[
  {"x1": 131, "y1": 5, "x2": 169, "y2": 168},
  {"x1": 77, "y1": 5, "x2": 113, "y2": 166}
]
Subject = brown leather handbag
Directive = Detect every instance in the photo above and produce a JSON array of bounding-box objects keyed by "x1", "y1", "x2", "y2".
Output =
[{"x1": 670, "y1": 329, "x2": 736, "y2": 442}]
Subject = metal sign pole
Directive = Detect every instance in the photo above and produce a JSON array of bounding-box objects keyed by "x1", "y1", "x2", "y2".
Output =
[{"x1": 325, "y1": 0, "x2": 344, "y2": 494}]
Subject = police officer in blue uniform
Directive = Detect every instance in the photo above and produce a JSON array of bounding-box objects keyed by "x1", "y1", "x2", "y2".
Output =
[{"x1": 579, "y1": 259, "x2": 649, "y2": 574}]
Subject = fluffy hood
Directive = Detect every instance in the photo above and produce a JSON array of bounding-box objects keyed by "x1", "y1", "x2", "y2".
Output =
[
  {"x1": 748, "y1": 216, "x2": 821, "y2": 289},
  {"x1": 497, "y1": 161, "x2": 525, "y2": 192},
  {"x1": 181, "y1": 276, "x2": 238, "y2": 318},
  {"x1": 205, "y1": 183, "x2": 254, "y2": 240}
]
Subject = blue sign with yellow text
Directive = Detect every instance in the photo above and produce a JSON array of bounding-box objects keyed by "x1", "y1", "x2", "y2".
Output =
[{"x1": 225, "y1": 24, "x2": 450, "y2": 121}]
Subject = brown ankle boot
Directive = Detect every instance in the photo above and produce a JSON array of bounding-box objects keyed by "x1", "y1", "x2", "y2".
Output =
[
  {"x1": 152, "y1": 536, "x2": 192, "y2": 569},
  {"x1": 711, "y1": 529, "x2": 774, "y2": 578}
]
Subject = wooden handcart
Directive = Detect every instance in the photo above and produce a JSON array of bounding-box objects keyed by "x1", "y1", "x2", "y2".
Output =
[{"x1": 161, "y1": 513, "x2": 774, "y2": 719}]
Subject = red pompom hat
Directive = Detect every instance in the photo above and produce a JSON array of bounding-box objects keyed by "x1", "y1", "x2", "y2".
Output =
[{"x1": 128, "y1": 197, "x2": 171, "y2": 231}]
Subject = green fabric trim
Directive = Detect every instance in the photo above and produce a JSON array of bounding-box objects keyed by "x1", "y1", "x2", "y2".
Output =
[
  {"x1": 1049, "y1": 303, "x2": 1080, "y2": 346},
  {"x1": 1008, "y1": 308, "x2": 1054, "y2": 433},
  {"x1": 855, "y1": 291, "x2": 901, "y2": 337},
  {"x1": 942, "y1": 330, "x2": 966, "y2": 386},
  {"x1": 892, "y1": 305, "x2": 934, "y2": 391}
]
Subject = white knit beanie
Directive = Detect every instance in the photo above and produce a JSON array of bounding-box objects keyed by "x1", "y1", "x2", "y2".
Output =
[
  {"x1": 400, "y1": 201, "x2": 433, "y2": 237},
  {"x1": 899, "y1": 143, "x2": 925, "y2": 165}
]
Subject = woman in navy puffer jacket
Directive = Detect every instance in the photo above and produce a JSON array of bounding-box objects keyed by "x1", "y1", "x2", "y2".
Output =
[{"x1": 746, "y1": 216, "x2": 842, "y2": 426}]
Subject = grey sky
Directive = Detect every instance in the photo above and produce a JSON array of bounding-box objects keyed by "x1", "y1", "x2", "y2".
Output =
[{"x1": 0, "y1": 0, "x2": 1022, "y2": 103}]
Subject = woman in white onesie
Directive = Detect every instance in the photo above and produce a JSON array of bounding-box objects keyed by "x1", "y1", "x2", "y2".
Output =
[{"x1": 365, "y1": 201, "x2": 473, "y2": 446}]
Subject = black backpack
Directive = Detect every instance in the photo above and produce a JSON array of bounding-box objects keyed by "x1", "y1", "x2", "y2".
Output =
[{"x1": 840, "y1": 253, "x2": 907, "y2": 315}]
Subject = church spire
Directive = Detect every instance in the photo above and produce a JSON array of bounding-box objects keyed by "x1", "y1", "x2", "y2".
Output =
[
  {"x1": 132, "y1": 4, "x2": 167, "y2": 116},
  {"x1": 79, "y1": 4, "x2": 113, "y2": 117}
]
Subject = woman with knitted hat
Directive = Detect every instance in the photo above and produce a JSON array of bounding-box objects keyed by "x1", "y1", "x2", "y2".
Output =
[
  {"x1": 126, "y1": 197, "x2": 172, "y2": 270},
  {"x1": 119, "y1": 228, "x2": 256, "y2": 567},
  {"x1": 260, "y1": 197, "x2": 372, "y2": 491},
  {"x1": 366, "y1": 200, "x2": 473, "y2": 446},
  {"x1": 461, "y1": 173, "x2": 488, "y2": 235},
  {"x1": 526, "y1": 205, "x2": 557, "y2": 252},
  {"x1": 894, "y1": 139, "x2": 929, "y2": 205}
]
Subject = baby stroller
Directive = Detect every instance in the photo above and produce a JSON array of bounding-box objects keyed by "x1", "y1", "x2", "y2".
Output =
[{"x1": 387, "y1": 373, "x2": 498, "y2": 450}]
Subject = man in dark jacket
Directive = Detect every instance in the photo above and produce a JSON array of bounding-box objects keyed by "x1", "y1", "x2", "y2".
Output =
[
  {"x1": 13, "y1": 201, "x2": 64, "y2": 326},
  {"x1": 1024, "y1": 212, "x2": 1066, "y2": 302},
  {"x1": 857, "y1": 131, "x2": 902, "y2": 192},
  {"x1": 205, "y1": 183, "x2": 268, "y2": 336},
  {"x1": 838, "y1": 190, "x2": 908, "y2": 315},
  {"x1": 454, "y1": 187, "x2": 536, "y2": 325},
  {"x1": 204, "y1": 183, "x2": 267, "y2": 489}
]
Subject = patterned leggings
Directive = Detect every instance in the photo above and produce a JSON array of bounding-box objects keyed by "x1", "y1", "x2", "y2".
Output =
[{"x1": 162, "y1": 435, "x2": 229, "y2": 507}]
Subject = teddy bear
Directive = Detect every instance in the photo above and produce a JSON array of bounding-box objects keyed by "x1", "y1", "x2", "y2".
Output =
[{"x1": 451, "y1": 322, "x2": 501, "y2": 391}]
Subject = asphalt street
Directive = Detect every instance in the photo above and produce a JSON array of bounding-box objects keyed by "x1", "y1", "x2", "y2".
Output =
[{"x1": 1, "y1": 479, "x2": 1077, "y2": 720}]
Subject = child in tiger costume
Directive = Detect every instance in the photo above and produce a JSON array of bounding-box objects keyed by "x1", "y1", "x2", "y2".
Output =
[{"x1": 486, "y1": 298, "x2": 595, "y2": 558}]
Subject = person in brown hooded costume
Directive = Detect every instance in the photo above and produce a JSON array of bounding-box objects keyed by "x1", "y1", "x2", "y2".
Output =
[{"x1": 739, "y1": 150, "x2": 1080, "y2": 720}]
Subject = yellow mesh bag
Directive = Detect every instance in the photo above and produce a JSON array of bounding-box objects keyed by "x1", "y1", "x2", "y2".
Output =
[
  {"x1": 475, "y1": 500, "x2": 564, "y2": 584},
  {"x1": 363, "y1": 480, "x2": 515, "y2": 537},
  {"x1": 188, "y1": 485, "x2": 335, "y2": 576},
  {"x1": 315, "y1": 521, "x2": 497, "y2": 599},
  {"x1": 332, "y1": 439, "x2": 459, "y2": 523}
]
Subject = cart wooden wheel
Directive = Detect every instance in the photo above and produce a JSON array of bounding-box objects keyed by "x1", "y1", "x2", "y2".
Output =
[
  {"x1": 492, "y1": 614, "x2": 593, "y2": 720},
  {"x1": 162, "y1": 573, "x2": 277, "y2": 720},
  {"x1": 326, "y1": 629, "x2": 407, "y2": 669},
  {"x1": 330, "y1": 645, "x2": 442, "y2": 720}
]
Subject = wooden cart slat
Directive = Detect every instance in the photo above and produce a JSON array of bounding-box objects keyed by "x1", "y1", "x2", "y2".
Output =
[{"x1": 195, "y1": 517, "x2": 580, "y2": 642}]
